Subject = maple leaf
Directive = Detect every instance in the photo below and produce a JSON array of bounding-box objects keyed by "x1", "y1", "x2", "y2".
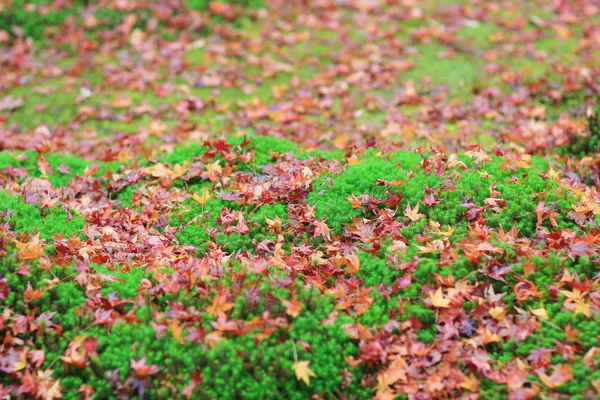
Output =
[
  {"x1": 291, "y1": 360, "x2": 316, "y2": 385},
  {"x1": 24, "y1": 282, "x2": 44, "y2": 303},
  {"x1": 130, "y1": 357, "x2": 160, "y2": 377},
  {"x1": 206, "y1": 291, "x2": 235, "y2": 318},
  {"x1": 78, "y1": 384, "x2": 95, "y2": 400},
  {"x1": 346, "y1": 194, "x2": 363, "y2": 209},
  {"x1": 210, "y1": 315, "x2": 238, "y2": 332},
  {"x1": 171, "y1": 163, "x2": 188, "y2": 180},
  {"x1": 16, "y1": 233, "x2": 44, "y2": 260},
  {"x1": 538, "y1": 364, "x2": 573, "y2": 388},
  {"x1": 460, "y1": 373, "x2": 480, "y2": 391},
  {"x1": 430, "y1": 288, "x2": 450, "y2": 308},
  {"x1": 264, "y1": 215, "x2": 282, "y2": 232},
  {"x1": 312, "y1": 219, "x2": 331, "y2": 241},
  {"x1": 534, "y1": 201, "x2": 558, "y2": 228},
  {"x1": 281, "y1": 297, "x2": 303, "y2": 317},
  {"x1": 169, "y1": 321, "x2": 185, "y2": 344},
  {"x1": 436, "y1": 226, "x2": 454, "y2": 237},
  {"x1": 346, "y1": 154, "x2": 360, "y2": 165},
  {"x1": 205, "y1": 161, "x2": 223, "y2": 182},
  {"x1": 376, "y1": 357, "x2": 407, "y2": 392},
  {"x1": 149, "y1": 119, "x2": 168, "y2": 135},
  {"x1": 404, "y1": 202, "x2": 425, "y2": 222},
  {"x1": 234, "y1": 212, "x2": 250, "y2": 235},
  {"x1": 192, "y1": 187, "x2": 212, "y2": 205},
  {"x1": 117, "y1": 148, "x2": 133, "y2": 163},
  {"x1": 559, "y1": 288, "x2": 586, "y2": 301},
  {"x1": 489, "y1": 306, "x2": 506, "y2": 321},
  {"x1": 12, "y1": 351, "x2": 27, "y2": 372},
  {"x1": 144, "y1": 163, "x2": 172, "y2": 179},
  {"x1": 571, "y1": 298, "x2": 591, "y2": 317},
  {"x1": 530, "y1": 305, "x2": 549, "y2": 320},
  {"x1": 415, "y1": 242, "x2": 440, "y2": 254},
  {"x1": 36, "y1": 370, "x2": 62, "y2": 400},
  {"x1": 60, "y1": 337, "x2": 88, "y2": 369},
  {"x1": 344, "y1": 253, "x2": 360, "y2": 274}
]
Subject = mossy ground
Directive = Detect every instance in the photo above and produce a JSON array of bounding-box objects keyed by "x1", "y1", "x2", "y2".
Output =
[{"x1": 1, "y1": 1, "x2": 600, "y2": 399}]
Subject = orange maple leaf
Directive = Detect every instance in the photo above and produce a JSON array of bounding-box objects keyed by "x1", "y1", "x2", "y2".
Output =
[
  {"x1": 538, "y1": 364, "x2": 573, "y2": 388},
  {"x1": 281, "y1": 297, "x2": 303, "y2": 318},
  {"x1": 206, "y1": 291, "x2": 235, "y2": 318},
  {"x1": 16, "y1": 234, "x2": 44, "y2": 260}
]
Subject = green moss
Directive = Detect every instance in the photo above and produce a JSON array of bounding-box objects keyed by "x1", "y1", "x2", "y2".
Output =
[
  {"x1": 31, "y1": 288, "x2": 368, "y2": 399},
  {"x1": 188, "y1": 0, "x2": 265, "y2": 12},
  {"x1": 308, "y1": 152, "x2": 580, "y2": 238},
  {"x1": 175, "y1": 198, "x2": 287, "y2": 254},
  {"x1": 307, "y1": 151, "x2": 424, "y2": 233},
  {"x1": 403, "y1": 42, "x2": 480, "y2": 98},
  {"x1": 0, "y1": 190, "x2": 86, "y2": 242}
]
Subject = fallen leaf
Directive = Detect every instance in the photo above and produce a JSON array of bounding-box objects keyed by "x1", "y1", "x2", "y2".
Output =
[
  {"x1": 192, "y1": 187, "x2": 212, "y2": 205},
  {"x1": 538, "y1": 364, "x2": 573, "y2": 388},
  {"x1": 530, "y1": 306, "x2": 549, "y2": 320},
  {"x1": 404, "y1": 202, "x2": 425, "y2": 222},
  {"x1": 292, "y1": 360, "x2": 316, "y2": 385},
  {"x1": 112, "y1": 94, "x2": 132, "y2": 109},
  {"x1": 169, "y1": 321, "x2": 185, "y2": 344},
  {"x1": 430, "y1": 288, "x2": 450, "y2": 308},
  {"x1": 16, "y1": 234, "x2": 44, "y2": 260}
]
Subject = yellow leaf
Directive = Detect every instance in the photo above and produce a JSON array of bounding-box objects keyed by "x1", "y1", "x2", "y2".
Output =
[
  {"x1": 530, "y1": 306, "x2": 549, "y2": 320},
  {"x1": 489, "y1": 306, "x2": 506, "y2": 321},
  {"x1": 437, "y1": 226, "x2": 454, "y2": 237},
  {"x1": 12, "y1": 351, "x2": 27, "y2": 371},
  {"x1": 516, "y1": 160, "x2": 531, "y2": 169},
  {"x1": 169, "y1": 321, "x2": 185, "y2": 344},
  {"x1": 481, "y1": 327, "x2": 501, "y2": 343},
  {"x1": 549, "y1": 168, "x2": 560, "y2": 181},
  {"x1": 346, "y1": 154, "x2": 360, "y2": 165},
  {"x1": 171, "y1": 163, "x2": 188, "y2": 180},
  {"x1": 144, "y1": 163, "x2": 171, "y2": 179},
  {"x1": 117, "y1": 148, "x2": 133, "y2": 163},
  {"x1": 572, "y1": 299, "x2": 591, "y2": 317},
  {"x1": 192, "y1": 187, "x2": 212, "y2": 205},
  {"x1": 559, "y1": 289, "x2": 586, "y2": 301},
  {"x1": 460, "y1": 373, "x2": 480, "y2": 391},
  {"x1": 264, "y1": 215, "x2": 282, "y2": 229},
  {"x1": 205, "y1": 161, "x2": 223, "y2": 182},
  {"x1": 429, "y1": 288, "x2": 450, "y2": 308},
  {"x1": 292, "y1": 360, "x2": 316, "y2": 385}
]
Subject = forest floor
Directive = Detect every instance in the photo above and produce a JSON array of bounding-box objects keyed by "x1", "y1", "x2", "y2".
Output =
[{"x1": 1, "y1": 1, "x2": 600, "y2": 399}]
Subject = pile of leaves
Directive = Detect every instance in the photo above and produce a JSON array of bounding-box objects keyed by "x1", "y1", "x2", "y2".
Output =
[{"x1": 1, "y1": 0, "x2": 600, "y2": 399}]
